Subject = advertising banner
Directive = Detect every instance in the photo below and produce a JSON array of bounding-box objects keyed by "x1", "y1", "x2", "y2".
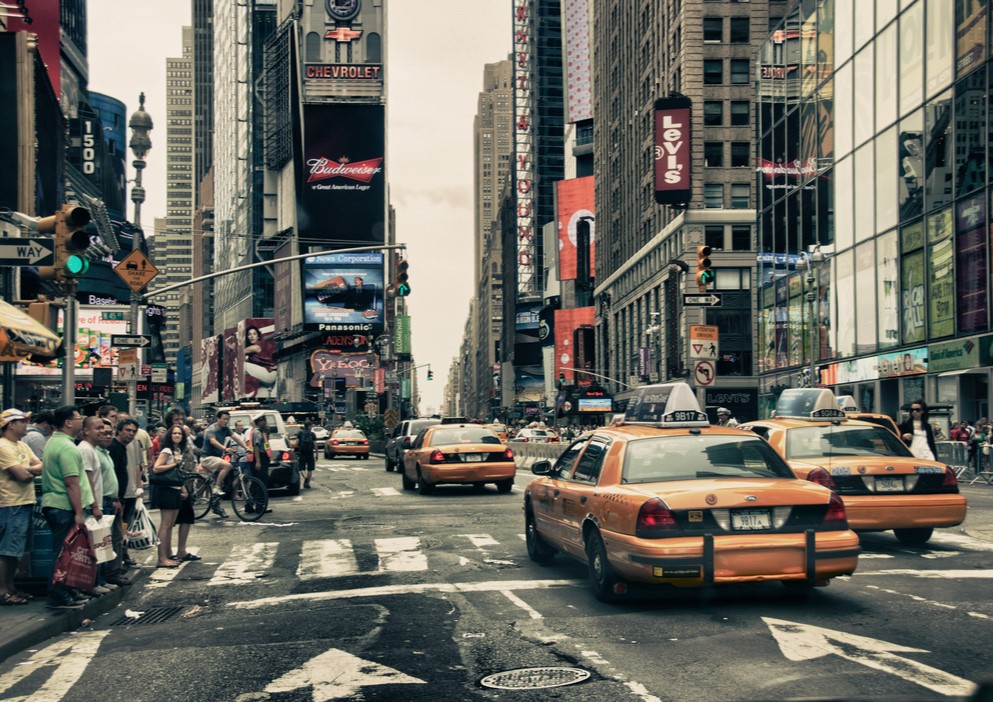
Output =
[
  {"x1": 200, "y1": 335, "x2": 220, "y2": 405},
  {"x1": 901, "y1": 249, "x2": 926, "y2": 345},
  {"x1": 956, "y1": 196, "x2": 988, "y2": 333},
  {"x1": 654, "y1": 96, "x2": 692, "y2": 205},
  {"x1": 556, "y1": 176, "x2": 595, "y2": 281},
  {"x1": 273, "y1": 240, "x2": 295, "y2": 335},
  {"x1": 17, "y1": 307, "x2": 129, "y2": 377},
  {"x1": 238, "y1": 318, "x2": 277, "y2": 400},
  {"x1": 302, "y1": 252, "x2": 384, "y2": 333},
  {"x1": 877, "y1": 348, "x2": 928, "y2": 377},
  {"x1": 320, "y1": 332, "x2": 371, "y2": 352},
  {"x1": 299, "y1": 104, "x2": 385, "y2": 244},
  {"x1": 394, "y1": 314, "x2": 411, "y2": 355},
  {"x1": 928, "y1": 210, "x2": 955, "y2": 339},
  {"x1": 929, "y1": 337, "x2": 981, "y2": 373},
  {"x1": 554, "y1": 307, "x2": 595, "y2": 382},
  {"x1": 308, "y1": 351, "x2": 375, "y2": 388},
  {"x1": 222, "y1": 327, "x2": 238, "y2": 402},
  {"x1": 563, "y1": 0, "x2": 593, "y2": 123}
]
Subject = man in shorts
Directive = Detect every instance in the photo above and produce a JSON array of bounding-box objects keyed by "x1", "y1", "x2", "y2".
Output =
[
  {"x1": 202, "y1": 410, "x2": 244, "y2": 496},
  {"x1": 0, "y1": 409, "x2": 42, "y2": 605}
]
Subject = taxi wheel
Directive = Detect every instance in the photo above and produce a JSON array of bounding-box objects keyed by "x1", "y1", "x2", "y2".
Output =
[
  {"x1": 385, "y1": 456, "x2": 395, "y2": 471},
  {"x1": 586, "y1": 530, "x2": 625, "y2": 602},
  {"x1": 401, "y1": 469, "x2": 415, "y2": 491},
  {"x1": 894, "y1": 527, "x2": 933, "y2": 546},
  {"x1": 496, "y1": 478, "x2": 513, "y2": 494},
  {"x1": 525, "y1": 507, "x2": 556, "y2": 564},
  {"x1": 417, "y1": 469, "x2": 435, "y2": 495}
]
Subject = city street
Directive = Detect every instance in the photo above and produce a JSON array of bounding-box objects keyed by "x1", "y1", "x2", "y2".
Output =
[{"x1": 1, "y1": 457, "x2": 992, "y2": 702}]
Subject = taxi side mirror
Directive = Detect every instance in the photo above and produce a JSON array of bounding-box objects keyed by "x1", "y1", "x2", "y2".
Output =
[{"x1": 531, "y1": 460, "x2": 552, "y2": 476}]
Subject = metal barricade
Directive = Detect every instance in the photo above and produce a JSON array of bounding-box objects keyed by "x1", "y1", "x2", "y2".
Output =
[
  {"x1": 935, "y1": 441, "x2": 970, "y2": 478},
  {"x1": 969, "y1": 443, "x2": 993, "y2": 486}
]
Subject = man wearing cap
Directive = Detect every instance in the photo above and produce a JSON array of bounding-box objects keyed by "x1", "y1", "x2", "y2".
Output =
[
  {"x1": 0, "y1": 409, "x2": 42, "y2": 605},
  {"x1": 716, "y1": 407, "x2": 739, "y2": 428}
]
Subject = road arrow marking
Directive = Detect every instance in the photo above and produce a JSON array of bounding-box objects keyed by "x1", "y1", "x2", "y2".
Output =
[
  {"x1": 763, "y1": 617, "x2": 975, "y2": 697},
  {"x1": 264, "y1": 647, "x2": 425, "y2": 700},
  {"x1": 0, "y1": 630, "x2": 109, "y2": 702}
]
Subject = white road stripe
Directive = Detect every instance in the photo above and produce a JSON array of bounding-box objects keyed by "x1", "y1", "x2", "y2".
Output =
[
  {"x1": 145, "y1": 547, "x2": 200, "y2": 589},
  {"x1": 298, "y1": 539, "x2": 359, "y2": 579},
  {"x1": 229, "y1": 579, "x2": 586, "y2": 609},
  {"x1": 376, "y1": 537, "x2": 427, "y2": 572},
  {"x1": 926, "y1": 532, "x2": 993, "y2": 551},
  {"x1": 209, "y1": 542, "x2": 279, "y2": 585},
  {"x1": 858, "y1": 569, "x2": 993, "y2": 578},
  {"x1": 0, "y1": 630, "x2": 110, "y2": 702},
  {"x1": 501, "y1": 589, "x2": 542, "y2": 619},
  {"x1": 371, "y1": 487, "x2": 401, "y2": 497},
  {"x1": 462, "y1": 534, "x2": 499, "y2": 549}
]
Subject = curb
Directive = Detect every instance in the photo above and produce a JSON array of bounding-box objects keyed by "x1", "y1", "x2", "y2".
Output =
[{"x1": 0, "y1": 565, "x2": 149, "y2": 664}]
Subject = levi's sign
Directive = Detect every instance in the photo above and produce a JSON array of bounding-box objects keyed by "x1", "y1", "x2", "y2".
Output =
[{"x1": 654, "y1": 96, "x2": 692, "y2": 205}]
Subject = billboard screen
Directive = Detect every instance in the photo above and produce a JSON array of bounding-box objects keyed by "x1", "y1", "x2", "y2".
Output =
[
  {"x1": 299, "y1": 104, "x2": 385, "y2": 244},
  {"x1": 654, "y1": 96, "x2": 692, "y2": 205},
  {"x1": 238, "y1": 318, "x2": 277, "y2": 400},
  {"x1": 556, "y1": 176, "x2": 595, "y2": 280},
  {"x1": 302, "y1": 252, "x2": 384, "y2": 333},
  {"x1": 200, "y1": 334, "x2": 221, "y2": 405},
  {"x1": 554, "y1": 307, "x2": 595, "y2": 382},
  {"x1": 17, "y1": 307, "x2": 129, "y2": 376}
]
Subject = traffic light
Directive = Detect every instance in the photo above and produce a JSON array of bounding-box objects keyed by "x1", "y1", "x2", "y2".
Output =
[
  {"x1": 39, "y1": 205, "x2": 91, "y2": 280},
  {"x1": 396, "y1": 258, "x2": 410, "y2": 296},
  {"x1": 695, "y1": 245, "x2": 713, "y2": 290},
  {"x1": 426, "y1": 368, "x2": 433, "y2": 381}
]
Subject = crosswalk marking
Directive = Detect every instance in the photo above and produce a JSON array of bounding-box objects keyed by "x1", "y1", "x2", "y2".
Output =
[
  {"x1": 462, "y1": 534, "x2": 499, "y2": 549},
  {"x1": 376, "y1": 537, "x2": 427, "y2": 572},
  {"x1": 298, "y1": 539, "x2": 359, "y2": 580},
  {"x1": 209, "y1": 542, "x2": 278, "y2": 585},
  {"x1": 371, "y1": 487, "x2": 401, "y2": 497}
]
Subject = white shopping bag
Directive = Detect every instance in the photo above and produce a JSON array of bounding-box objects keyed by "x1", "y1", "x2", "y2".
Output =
[
  {"x1": 125, "y1": 497, "x2": 159, "y2": 550},
  {"x1": 85, "y1": 514, "x2": 116, "y2": 564}
]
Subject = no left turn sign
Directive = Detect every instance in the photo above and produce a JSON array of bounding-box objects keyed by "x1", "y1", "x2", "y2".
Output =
[{"x1": 694, "y1": 360, "x2": 715, "y2": 386}]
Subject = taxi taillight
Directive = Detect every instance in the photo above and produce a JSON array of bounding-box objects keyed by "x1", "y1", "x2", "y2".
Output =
[
  {"x1": 331, "y1": 439, "x2": 340, "y2": 446},
  {"x1": 806, "y1": 468, "x2": 837, "y2": 491},
  {"x1": 941, "y1": 466, "x2": 959, "y2": 492},
  {"x1": 361, "y1": 439, "x2": 369, "y2": 446},
  {"x1": 503, "y1": 448, "x2": 515, "y2": 461},
  {"x1": 636, "y1": 498, "x2": 682, "y2": 537},
  {"x1": 429, "y1": 449, "x2": 446, "y2": 464},
  {"x1": 821, "y1": 493, "x2": 848, "y2": 531},
  {"x1": 281, "y1": 451, "x2": 292, "y2": 461}
]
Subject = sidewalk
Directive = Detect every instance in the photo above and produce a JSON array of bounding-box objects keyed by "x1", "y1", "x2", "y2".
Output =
[{"x1": 0, "y1": 555, "x2": 152, "y2": 664}]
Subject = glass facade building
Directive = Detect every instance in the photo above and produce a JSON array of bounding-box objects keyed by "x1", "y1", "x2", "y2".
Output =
[{"x1": 757, "y1": 0, "x2": 992, "y2": 423}]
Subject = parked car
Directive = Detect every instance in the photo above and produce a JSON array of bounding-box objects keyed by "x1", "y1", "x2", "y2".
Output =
[
  {"x1": 385, "y1": 418, "x2": 440, "y2": 472},
  {"x1": 325, "y1": 428, "x2": 370, "y2": 460},
  {"x1": 509, "y1": 428, "x2": 555, "y2": 443},
  {"x1": 227, "y1": 408, "x2": 301, "y2": 495}
]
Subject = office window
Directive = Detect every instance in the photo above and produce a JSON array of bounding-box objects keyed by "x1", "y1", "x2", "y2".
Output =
[
  {"x1": 731, "y1": 225, "x2": 751, "y2": 250},
  {"x1": 706, "y1": 225, "x2": 725, "y2": 249},
  {"x1": 704, "y1": 59, "x2": 723, "y2": 84},
  {"x1": 704, "y1": 141, "x2": 724, "y2": 167},
  {"x1": 730, "y1": 59, "x2": 750, "y2": 84},
  {"x1": 730, "y1": 183, "x2": 751, "y2": 208},
  {"x1": 704, "y1": 183, "x2": 724, "y2": 208},
  {"x1": 704, "y1": 17, "x2": 723, "y2": 43},
  {"x1": 704, "y1": 101, "x2": 724, "y2": 125},
  {"x1": 730, "y1": 101, "x2": 750, "y2": 125},
  {"x1": 731, "y1": 142, "x2": 751, "y2": 167},
  {"x1": 730, "y1": 17, "x2": 750, "y2": 43}
]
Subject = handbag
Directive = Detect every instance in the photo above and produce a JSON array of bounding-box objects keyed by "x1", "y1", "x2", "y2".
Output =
[
  {"x1": 149, "y1": 451, "x2": 186, "y2": 487},
  {"x1": 125, "y1": 497, "x2": 158, "y2": 550},
  {"x1": 85, "y1": 514, "x2": 116, "y2": 564},
  {"x1": 52, "y1": 524, "x2": 97, "y2": 591}
]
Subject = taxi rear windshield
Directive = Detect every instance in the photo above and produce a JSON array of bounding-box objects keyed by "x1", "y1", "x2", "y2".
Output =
[
  {"x1": 786, "y1": 425, "x2": 912, "y2": 459},
  {"x1": 333, "y1": 429, "x2": 366, "y2": 439},
  {"x1": 429, "y1": 428, "x2": 501, "y2": 445},
  {"x1": 622, "y1": 436, "x2": 795, "y2": 483}
]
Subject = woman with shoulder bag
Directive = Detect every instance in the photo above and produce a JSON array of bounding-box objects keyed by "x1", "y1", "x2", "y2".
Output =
[{"x1": 149, "y1": 425, "x2": 188, "y2": 568}]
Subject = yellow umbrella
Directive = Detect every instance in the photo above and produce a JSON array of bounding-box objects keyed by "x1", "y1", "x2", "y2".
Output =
[{"x1": 0, "y1": 299, "x2": 61, "y2": 358}]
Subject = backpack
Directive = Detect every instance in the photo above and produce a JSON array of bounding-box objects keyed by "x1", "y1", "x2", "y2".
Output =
[{"x1": 298, "y1": 430, "x2": 315, "y2": 451}]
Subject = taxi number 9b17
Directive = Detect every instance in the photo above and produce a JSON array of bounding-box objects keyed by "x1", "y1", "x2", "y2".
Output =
[{"x1": 731, "y1": 509, "x2": 771, "y2": 531}]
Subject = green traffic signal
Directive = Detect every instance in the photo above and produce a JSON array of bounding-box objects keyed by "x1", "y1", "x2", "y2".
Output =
[
  {"x1": 65, "y1": 254, "x2": 89, "y2": 277},
  {"x1": 396, "y1": 259, "x2": 410, "y2": 296}
]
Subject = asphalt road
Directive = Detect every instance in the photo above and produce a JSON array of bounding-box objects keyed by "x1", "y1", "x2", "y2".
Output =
[{"x1": 1, "y1": 456, "x2": 992, "y2": 702}]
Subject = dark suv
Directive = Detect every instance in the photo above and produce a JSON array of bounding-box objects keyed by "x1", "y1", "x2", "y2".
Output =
[{"x1": 385, "y1": 418, "x2": 440, "y2": 472}]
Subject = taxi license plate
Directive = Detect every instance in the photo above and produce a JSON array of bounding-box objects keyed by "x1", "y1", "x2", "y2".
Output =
[
  {"x1": 731, "y1": 509, "x2": 771, "y2": 531},
  {"x1": 875, "y1": 476, "x2": 904, "y2": 492},
  {"x1": 463, "y1": 453, "x2": 483, "y2": 462}
]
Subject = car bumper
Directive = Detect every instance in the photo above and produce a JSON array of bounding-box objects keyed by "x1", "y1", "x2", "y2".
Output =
[
  {"x1": 841, "y1": 493, "x2": 967, "y2": 530},
  {"x1": 603, "y1": 529, "x2": 861, "y2": 588},
  {"x1": 326, "y1": 445, "x2": 369, "y2": 456},
  {"x1": 422, "y1": 463, "x2": 517, "y2": 485}
]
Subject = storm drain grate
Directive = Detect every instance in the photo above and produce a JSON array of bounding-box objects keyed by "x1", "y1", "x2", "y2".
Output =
[
  {"x1": 109, "y1": 606, "x2": 186, "y2": 627},
  {"x1": 479, "y1": 667, "x2": 591, "y2": 690}
]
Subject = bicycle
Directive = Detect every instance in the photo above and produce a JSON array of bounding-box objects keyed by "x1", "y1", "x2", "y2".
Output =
[{"x1": 183, "y1": 460, "x2": 269, "y2": 522}]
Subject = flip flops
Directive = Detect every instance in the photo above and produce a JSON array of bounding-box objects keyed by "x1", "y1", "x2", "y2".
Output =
[
  {"x1": 169, "y1": 553, "x2": 202, "y2": 562},
  {"x1": 0, "y1": 593, "x2": 30, "y2": 606}
]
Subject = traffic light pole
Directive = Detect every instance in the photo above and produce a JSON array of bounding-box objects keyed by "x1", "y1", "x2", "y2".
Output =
[{"x1": 62, "y1": 280, "x2": 77, "y2": 405}]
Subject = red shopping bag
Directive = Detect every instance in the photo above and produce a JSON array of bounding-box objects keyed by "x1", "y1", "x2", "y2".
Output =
[{"x1": 52, "y1": 524, "x2": 98, "y2": 591}]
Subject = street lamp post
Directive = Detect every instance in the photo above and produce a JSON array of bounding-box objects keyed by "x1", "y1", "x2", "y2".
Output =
[
  {"x1": 127, "y1": 93, "x2": 153, "y2": 418},
  {"x1": 803, "y1": 246, "x2": 824, "y2": 386}
]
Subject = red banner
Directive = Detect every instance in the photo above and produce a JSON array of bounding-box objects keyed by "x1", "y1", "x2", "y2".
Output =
[
  {"x1": 554, "y1": 307, "x2": 595, "y2": 382},
  {"x1": 556, "y1": 176, "x2": 595, "y2": 280}
]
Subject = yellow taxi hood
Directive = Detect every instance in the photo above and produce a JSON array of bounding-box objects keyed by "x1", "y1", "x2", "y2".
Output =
[
  {"x1": 794, "y1": 455, "x2": 947, "y2": 475},
  {"x1": 616, "y1": 478, "x2": 832, "y2": 509}
]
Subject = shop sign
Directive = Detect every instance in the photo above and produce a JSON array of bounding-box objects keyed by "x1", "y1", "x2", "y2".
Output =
[
  {"x1": 928, "y1": 337, "x2": 981, "y2": 373},
  {"x1": 876, "y1": 348, "x2": 928, "y2": 378}
]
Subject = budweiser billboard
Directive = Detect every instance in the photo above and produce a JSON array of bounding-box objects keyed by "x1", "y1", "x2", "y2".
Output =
[
  {"x1": 556, "y1": 176, "x2": 595, "y2": 281},
  {"x1": 653, "y1": 96, "x2": 692, "y2": 205},
  {"x1": 299, "y1": 104, "x2": 385, "y2": 244}
]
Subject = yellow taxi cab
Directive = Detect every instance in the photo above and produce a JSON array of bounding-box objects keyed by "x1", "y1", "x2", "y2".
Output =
[
  {"x1": 524, "y1": 382, "x2": 860, "y2": 602},
  {"x1": 741, "y1": 389, "x2": 966, "y2": 546},
  {"x1": 325, "y1": 427, "x2": 370, "y2": 460},
  {"x1": 401, "y1": 424, "x2": 516, "y2": 495},
  {"x1": 487, "y1": 423, "x2": 509, "y2": 443},
  {"x1": 835, "y1": 395, "x2": 901, "y2": 438}
]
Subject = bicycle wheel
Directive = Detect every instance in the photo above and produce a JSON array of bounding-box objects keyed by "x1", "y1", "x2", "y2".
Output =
[
  {"x1": 232, "y1": 476, "x2": 269, "y2": 522},
  {"x1": 184, "y1": 475, "x2": 212, "y2": 520}
]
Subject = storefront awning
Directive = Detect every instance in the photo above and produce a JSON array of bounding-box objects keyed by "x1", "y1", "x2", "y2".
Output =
[{"x1": 0, "y1": 300, "x2": 61, "y2": 358}]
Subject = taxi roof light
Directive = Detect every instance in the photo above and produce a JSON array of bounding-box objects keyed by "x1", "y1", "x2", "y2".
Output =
[
  {"x1": 622, "y1": 382, "x2": 710, "y2": 428},
  {"x1": 835, "y1": 395, "x2": 859, "y2": 412},
  {"x1": 775, "y1": 389, "x2": 847, "y2": 421}
]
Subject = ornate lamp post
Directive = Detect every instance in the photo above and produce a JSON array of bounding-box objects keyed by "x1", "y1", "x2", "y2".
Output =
[{"x1": 127, "y1": 93, "x2": 153, "y2": 417}]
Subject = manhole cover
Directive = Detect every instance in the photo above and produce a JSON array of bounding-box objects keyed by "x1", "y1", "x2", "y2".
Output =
[
  {"x1": 479, "y1": 667, "x2": 591, "y2": 690},
  {"x1": 109, "y1": 605, "x2": 186, "y2": 626}
]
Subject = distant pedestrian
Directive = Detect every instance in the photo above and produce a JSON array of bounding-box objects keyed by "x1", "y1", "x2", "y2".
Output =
[
  {"x1": 248, "y1": 416, "x2": 272, "y2": 488},
  {"x1": 109, "y1": 418, "x2": 139, "y2": 570},
  {"x1": 899, "y1": 400, "x2": 938, "y2": 461},
  {"x1": 716, "y1": 407, "x2": 739, "y2": 428},
  {"x1": 150, "y1": 425, "x2": 187, "y2": 568},
  {"x1": 297, "y1": 421, "x2": 317, "y2": 489},
  {"x1": 23, "y1": 410, "x2": 54, "y2": 460},
  {"x1": 0, "y1": 409, "x2": 43, "y2": 605}
]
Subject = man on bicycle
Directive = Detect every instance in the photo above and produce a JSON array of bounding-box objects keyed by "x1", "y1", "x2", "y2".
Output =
[{"x1": 202, "y1": 411, "x2": 246, "y2": 496}]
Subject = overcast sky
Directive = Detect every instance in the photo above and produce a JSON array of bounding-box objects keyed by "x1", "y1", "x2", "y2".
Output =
[{"x1": 87, "y1": 1, "x2": 512, "y2": 414}]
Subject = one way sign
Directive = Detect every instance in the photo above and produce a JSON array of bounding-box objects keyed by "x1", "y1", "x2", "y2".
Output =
[
  {"x1": 111, "y1": 335, "x2": 151, "y2": 348},
  {"x1": 0, "y1": 238, "x2": 54, "y2": 266}
]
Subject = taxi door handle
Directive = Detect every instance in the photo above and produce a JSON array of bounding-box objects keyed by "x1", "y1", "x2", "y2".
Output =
[
  {"x1": 553, "y1": 490, "x2": 560, "y2": 497},
  {"x1": 580, "y1": 496, "x2": 587, "y2": 504}
]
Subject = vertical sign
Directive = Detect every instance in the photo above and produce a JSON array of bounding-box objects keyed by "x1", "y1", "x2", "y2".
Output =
[
  {"x1": 513, "y1": 0, "x2": 536, "y2": 295},
  {"x1": 394, "y1": 314, "x2": 411, "y2": 355},
  {"x1": 654, "y1": 96, "x2": 692, "y2": 205}
]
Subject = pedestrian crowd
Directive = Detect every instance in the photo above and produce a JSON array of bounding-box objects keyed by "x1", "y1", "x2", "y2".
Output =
[
  {"x1": 0, "y1": 403, "x2": 281, "y2": 610},
  {"x1": 947, "y1": 414, "x2": 992, "y2": 473}
]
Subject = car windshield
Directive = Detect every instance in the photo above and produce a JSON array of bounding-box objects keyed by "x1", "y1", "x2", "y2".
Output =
[
  {"x1": 334, "y1": 429, "x2": 366, "y2": 439},
  {"x1": 428, "y1": 428, "x2": 502, "y2": 445},
  {"x1": 408, "y1": 419, "x2": 438, "y2": 435},
  {"x1": 786, "y1": 424, "x2": 913, "y2": 459},
  {"x1": 622, "y1": 435, "x2": 796, "y2": 483}
]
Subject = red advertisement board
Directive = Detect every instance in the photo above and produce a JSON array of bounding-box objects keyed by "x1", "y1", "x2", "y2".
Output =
[
  {"x1": 556, "y1": 176, "x2": 595, "y2": 281},
  {"x1": 653, "y1": 97, "x2": 692, "y2": 205},
  {"x1": 554, "y1": 307, "x2": 595, "y2": 382},
  {"x1": 238, "y1": 318, "x2": 277, "y2": 399}
]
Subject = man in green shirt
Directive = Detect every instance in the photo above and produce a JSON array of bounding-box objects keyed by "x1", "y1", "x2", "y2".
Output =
[{"x1": 41, "y1": 405, "x2": 95, "y2": 609}]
